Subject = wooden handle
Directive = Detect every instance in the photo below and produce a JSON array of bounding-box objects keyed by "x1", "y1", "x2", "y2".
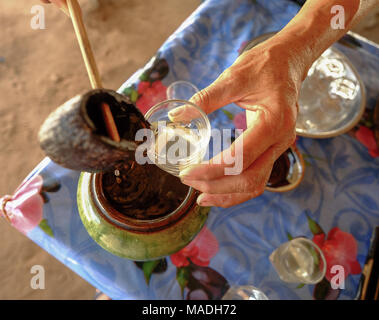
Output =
[
  {"x1": 101, "y1": 102, "x2": 121, "y2": 142},
  {"x1": 67, "y1": 0, "x2": 102, "y2": 89},
  {"x1": 67, "y1": 0, "x2": 120, "y2": 142}
]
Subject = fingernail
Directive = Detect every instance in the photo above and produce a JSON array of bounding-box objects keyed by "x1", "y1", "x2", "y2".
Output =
[
  {"x1": 179, "y1": 167, "x2": 194, "y2": 178},
  {"x1": 180, "y1": 178, "x2": 195, "y2": 186},
  {"x1": 197, "y1": 194, "x2": 210, "y2": 207},
  {"x1": 197, "y1": 194, "x2": 205, "y2": 206},
  {"x1": 189, "y1": 94, "x2": 200, "y2": 105},
  {"x1": 168, "y1": 107, "x2": 183, "y2": 118}
]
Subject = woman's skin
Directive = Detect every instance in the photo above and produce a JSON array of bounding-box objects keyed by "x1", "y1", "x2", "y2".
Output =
[{"x1": 42, "y1": 0, "x2": 379, "y2": 208}]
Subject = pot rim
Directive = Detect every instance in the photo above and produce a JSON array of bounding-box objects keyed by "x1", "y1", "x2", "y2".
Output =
[
  {"x1": 90, "y1": 172, "x2": 197, "y2": 233},
  {"x1": 265, "y1": 145, "x2": 305, "y2": 193},
  {"x1": 79, "y1": 89, "x2": 141, "y2": 150}
]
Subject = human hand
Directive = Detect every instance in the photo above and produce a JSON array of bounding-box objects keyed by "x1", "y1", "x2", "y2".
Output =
[{"x1": 179, "y1": 35, "x2": 308, "y2": 208}]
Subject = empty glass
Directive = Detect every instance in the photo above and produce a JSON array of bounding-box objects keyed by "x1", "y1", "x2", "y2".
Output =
[
  {"x1": 222, "y1": 285, "x2": 269, "y2": 300},
  {"x1": 269, "y1": 237, "x2": 326, "y2": 284},
  {"x1": 166, "y1": 80, "x2": 199, "y2": 100}
]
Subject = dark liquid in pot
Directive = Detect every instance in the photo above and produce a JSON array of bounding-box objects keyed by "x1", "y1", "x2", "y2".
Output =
[
  {"x1": 267, "y1": 148, "x2": 296, "y2": 188},
  {"x1": 102, "y1": 160, "x2": 189, "y2": 220}
]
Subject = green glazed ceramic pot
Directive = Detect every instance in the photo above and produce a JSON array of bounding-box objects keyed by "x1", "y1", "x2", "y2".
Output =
[{"x1": 77, "y1": 172, "x2": 210, "y2": 261}]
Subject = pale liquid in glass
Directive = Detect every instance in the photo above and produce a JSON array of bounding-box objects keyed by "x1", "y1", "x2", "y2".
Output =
[
  {"x1": 151, "y1": 122, "x2": 203, "y2": 175},
  {"x1": 270, "y1": 241, "x2": 317, "y2": 283}
]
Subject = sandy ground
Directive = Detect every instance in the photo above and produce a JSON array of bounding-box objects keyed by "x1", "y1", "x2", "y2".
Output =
[
  {"x1": 0, "y1": 0, "x2": 199, "y2": 300},
  {"x1": 0, "y1": 0, "x2": 378, "y2": 300}
]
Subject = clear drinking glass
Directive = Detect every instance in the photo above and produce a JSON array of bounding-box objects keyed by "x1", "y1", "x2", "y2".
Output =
[
  {"x1": 166, "y1": 80, "x2": 199, "y2": 100},
  {"x1": 222, "y1": 285, "x2": 269, "y2": 300},
  {"x1": 144, "y1": 99, "x2": 211, "y2": 177},
  {"x1": 296, "y1": 48, "x2": 360, "y2": 135},
  {"x1": 269, "y1": 237, "x2": 326, "y2": 284}
]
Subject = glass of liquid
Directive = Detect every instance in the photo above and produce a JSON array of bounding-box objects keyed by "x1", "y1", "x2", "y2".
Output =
[
  {"x1": 144, "y1": 98, "x2": 211, "y2": 177},
  {"x1": 269, "y1": 237, "x2": 326, "y2": 284}
]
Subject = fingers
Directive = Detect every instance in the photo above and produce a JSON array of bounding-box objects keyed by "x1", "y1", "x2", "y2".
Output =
[
  {"x1": 179, "y1": 108, "x2": 279, "y2": 181},
  {"x1": 191, "y1": 141, "x2": 293, "y2": 208},
  {"x1": 180, "y1": 162, "x2": 226, "y2": 181},
  {"x1": 181, "y1": 144, "x2": 278, "y2": 194},
  {"x1": 167, "y1": 104, "x2": 204, "y2": 123},
  {"x1": 190, "y1": 68, "x2": 241, "y2": 114},
  {"x1": 193, "y1": 150, "x2": 276, "y2": 208},
  {"x1": 196, "y1": 192, "x2": 261, "y2": 208}
]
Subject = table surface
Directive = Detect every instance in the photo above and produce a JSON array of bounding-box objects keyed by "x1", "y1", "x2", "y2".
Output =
[{"x1": 2, "y1": 0, "x2": 379, "y2": 300}]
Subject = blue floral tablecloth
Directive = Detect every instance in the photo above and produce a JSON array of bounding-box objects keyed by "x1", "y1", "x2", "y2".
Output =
[{"x1": 2, "y1": 0, "x2": 379, "y2": 300}]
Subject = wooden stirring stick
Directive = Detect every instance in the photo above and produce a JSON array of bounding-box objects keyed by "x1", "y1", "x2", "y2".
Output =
[{"x1": 66, "y1": 0, "x2": 121, "y2": 142}]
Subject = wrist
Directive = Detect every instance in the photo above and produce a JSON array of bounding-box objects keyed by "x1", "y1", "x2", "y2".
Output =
[{"x1": 275, "y1": 0, "x2": 360, "y2": 80}]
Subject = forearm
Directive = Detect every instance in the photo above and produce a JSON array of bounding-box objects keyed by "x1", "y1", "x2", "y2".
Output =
[{"x1": 273, "y1": 0, "x2": 378, "y2": 80}]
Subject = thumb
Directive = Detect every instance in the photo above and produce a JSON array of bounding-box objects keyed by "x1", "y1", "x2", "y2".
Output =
[{"x1": 190, "y1": 71, "x2": 237, "y2": 114}]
